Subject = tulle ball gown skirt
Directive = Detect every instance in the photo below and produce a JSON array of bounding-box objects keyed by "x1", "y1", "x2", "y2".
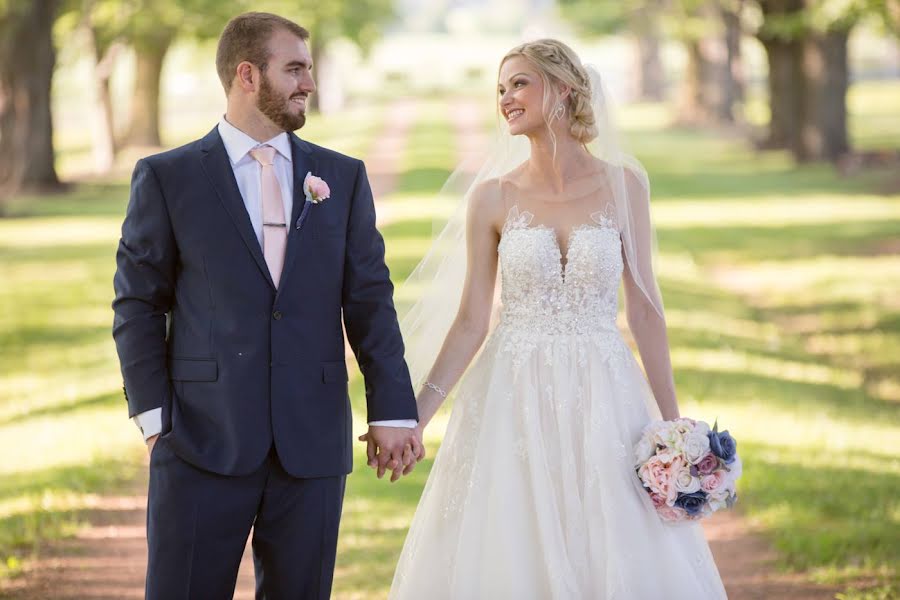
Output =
[{"x1": 389, "y1": 325, "x2": 728, "y2": 599}]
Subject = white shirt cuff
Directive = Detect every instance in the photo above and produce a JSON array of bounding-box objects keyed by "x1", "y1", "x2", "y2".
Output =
[
  {"x1": 135, "y1": 413, "x2": 415, "y2": 438},
  {"x1": 133, "y1": 408, "x2": 163, "y2": 441},
  {"x1": 368, "y1": 419, "x2": 417, "y2": 428}
]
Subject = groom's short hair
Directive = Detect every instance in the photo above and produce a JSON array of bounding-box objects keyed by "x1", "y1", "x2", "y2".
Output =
[{"x1": 216, "y1": 12, "x2": 310, "y2": 92}]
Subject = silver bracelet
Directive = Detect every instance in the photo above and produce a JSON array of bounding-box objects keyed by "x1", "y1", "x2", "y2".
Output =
[{"x1": 423, "y1": 381, "x2": 448, "y2": 398}]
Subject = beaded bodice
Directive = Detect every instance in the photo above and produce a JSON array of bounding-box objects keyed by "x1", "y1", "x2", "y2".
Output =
[{"x1": 497, "y1": 205, "x2": 623, "y2": 336}]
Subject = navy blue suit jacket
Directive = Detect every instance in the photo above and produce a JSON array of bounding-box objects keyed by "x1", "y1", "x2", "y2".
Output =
[{"x1": 112, "y1": 127, "x2": 418, "y2": 477}]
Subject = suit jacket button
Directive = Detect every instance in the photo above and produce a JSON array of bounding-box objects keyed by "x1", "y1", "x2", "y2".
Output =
[{"x1": 273, "y1": 310, "x2": 283, "y2": 320}]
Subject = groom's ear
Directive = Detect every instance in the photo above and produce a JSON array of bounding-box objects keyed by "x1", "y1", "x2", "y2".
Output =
[{"x1": 234, "y1": 61, "x2": 260, "y2": 93}]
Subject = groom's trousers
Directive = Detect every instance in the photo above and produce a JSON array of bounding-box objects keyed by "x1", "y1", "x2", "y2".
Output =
[{"x1": 145, "y1": 436, "x2": 346, "y2": 600}]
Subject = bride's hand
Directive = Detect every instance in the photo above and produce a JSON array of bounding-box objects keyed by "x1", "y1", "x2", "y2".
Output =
[
  {"x1": 357, "y1": 425, "x2": 425, "y2": 477},
  {"x1": 411, "y1": 424, "x2": 427, "y2": 461}
]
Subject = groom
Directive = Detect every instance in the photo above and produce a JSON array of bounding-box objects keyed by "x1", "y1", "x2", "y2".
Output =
[{"x1": 112, "y1": 12, "x2": 422, "y2": 599}]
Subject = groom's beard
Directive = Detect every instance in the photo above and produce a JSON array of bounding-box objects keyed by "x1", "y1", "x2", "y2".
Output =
[{"x1": 257, "y1": 73, "x2": 306, "y2": 132}]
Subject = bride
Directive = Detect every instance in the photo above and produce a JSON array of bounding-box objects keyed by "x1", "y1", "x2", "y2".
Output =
[{"x1": 385, "y1": 39, "x2": 728, "y2": 599}]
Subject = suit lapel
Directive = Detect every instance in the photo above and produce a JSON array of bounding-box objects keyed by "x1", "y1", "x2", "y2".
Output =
[
  {"x1": 199, "y1": 127, "x2": 276, "y2": 290},
  {"x1": 277, "y1": 134, "x2": 317, "y2": 296}
]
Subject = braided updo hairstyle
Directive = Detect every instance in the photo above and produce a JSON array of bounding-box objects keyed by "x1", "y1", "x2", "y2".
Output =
[{"x1": 501, "y1": 39, "x2": 598, "y2": 146}]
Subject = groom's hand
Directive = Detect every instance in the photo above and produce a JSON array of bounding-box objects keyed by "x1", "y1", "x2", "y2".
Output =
[
  {"x1": 360, "y1": 426, "x2": 424, "y2": 482},
  {"x1": 146, "y1": 434, "x2": 159, "y2": 455}
]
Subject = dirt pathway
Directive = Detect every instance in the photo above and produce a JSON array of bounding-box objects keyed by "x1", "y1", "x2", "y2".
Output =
[
  {"x1": 1, "y1": 488, "x2": 841, "y2": 599},
  {"x1": 368, "y1": 98, "x2": 418, "y2": 228},
  {"x1": 703, "y1": 511, "x2": 840, "y2": 599},
  {"x1": 0, "y1": 99, "x2": 841, "y2": 600}
]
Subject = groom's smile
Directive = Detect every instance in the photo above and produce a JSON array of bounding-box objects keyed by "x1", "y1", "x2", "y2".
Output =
[{"x1": 255, "y1": 28, "x2": 316, "y2": 132}]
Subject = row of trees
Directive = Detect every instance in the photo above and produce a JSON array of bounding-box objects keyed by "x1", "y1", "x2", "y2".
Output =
[
  {"x1": 561, "y1": 0, "x2": 899, "y2": 163},
  {"x1": 2, "y1": 1, "x2": 897, "y2": 209},
  {"x1": 0, "y1": 0, "x2": 391, "y2": 210}
]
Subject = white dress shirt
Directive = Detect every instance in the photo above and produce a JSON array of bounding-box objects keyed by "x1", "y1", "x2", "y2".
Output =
[{"x1": 133, "y1": 117, "x2": 415, "y2": 441}]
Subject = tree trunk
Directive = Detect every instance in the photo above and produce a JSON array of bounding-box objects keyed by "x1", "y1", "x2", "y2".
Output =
[
  {"x1": 123, "y1": 30, "x2": 174, "y2": 148},
  {"x1": 757, "y1": 0, "x2": 806, "y2": 154},
  {"x1": 758, "y1": 0, "x2": 853, "y2": 162},
  {"x1": 677, "y1": 36, "x2": 732, "y2": 124},
  {"x1": 759, "y1": 37, "x2": 786, "y2": 148},
  {"x1": 676, "y1": 3, "x2": 738, "y2": 125},
  {"x1": 0, "y1": 0, "x2": 62, "y2": 207},
  {"x1": 308, "y1": 35, "x2": 324, "y2": 114},
  {"x1": 677, "y1": 39, "x2": 709, "y2": 124},
  {"x1": 631, "y1": 2, "x2": 665, "y2": 101},
  {"x1": 801, "y1": 27, "x2": 851, "y2": 162},
  {"x1": 87, "y1": 28, "x2": 120, "y2": 173},
  {"x1": 721, "y1": 1, "x2": 745, "y2": 117},
  {"x1": 758, "y1": 35, "x2": 805, "y2": 152}
]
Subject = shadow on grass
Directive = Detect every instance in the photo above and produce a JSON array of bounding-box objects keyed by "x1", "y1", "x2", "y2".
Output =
[
  {"x1": 0, "y1": 324, "x2": 111, "y2": 352},
  {"x1": 629, "y1": 126, "x2": 896, "y2": 201},
  {"x1": 649, "y1": 166, "x2": 895, "y2": 201},
  {"x1": 387, "y1": 256, "x2": 429, "y2": 285},
  {"x1": 0, "y1": 242, "x2": 117, "y2": 263},
  {"x1": 677, "y1": 365, "x2": 899, "y2": 424},
  {"x1": 659, "y1": 219, "x2": 900, "y2": 263},
  {"x1": 0, "y1": 391, "x2": 121, "y2": 428},
  {"x1": 380, "y1": 216, "x2": 433, "y2": 243},
  {"x1": 665, "y1": 296, "x2": 897, "y2": 382},
  {"x1": 659, "y1": 277, "x2": 756, "y2": 319},
  {"x1": 394, "y1": 168, "x2": 454, "y2": 195},
  {"x1": 669, "y1": 324, "x2": 810, "y2": 366},
  {"x1": 3, "y1": 184, "x2": 129, "y2": 219}
]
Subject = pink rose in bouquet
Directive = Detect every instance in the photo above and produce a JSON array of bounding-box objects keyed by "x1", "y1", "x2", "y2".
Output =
[
  {"x1": 696, "y1": 452, "x2": 719, "y2": 475},
  {"x1": 700, "y1": 471, "x2": 727, "y2": 494},
  {"x1": 637, "y1": 455, "x2": 670, "y2": 498}
]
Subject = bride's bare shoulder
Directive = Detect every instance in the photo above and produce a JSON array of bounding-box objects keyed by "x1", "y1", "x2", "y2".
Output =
[
  {"x1": 466, "y1": 177, "x2": 505, "y2": 228},
  {"x1": 590, "y1": 155, "x2": 648, "y2": 186}
]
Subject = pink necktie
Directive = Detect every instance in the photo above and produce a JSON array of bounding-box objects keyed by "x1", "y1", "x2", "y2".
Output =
[{"x1": 249, "y1": 146, "x2": 287, "y2": 288}]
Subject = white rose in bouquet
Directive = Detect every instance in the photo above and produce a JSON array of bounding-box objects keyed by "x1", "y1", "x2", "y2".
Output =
[{"x1": 683, "y1": 431, "x2": 711, "y2": 464}]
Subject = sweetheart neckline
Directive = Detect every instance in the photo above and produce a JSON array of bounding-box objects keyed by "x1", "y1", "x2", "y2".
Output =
[{"x1": 499, "y1": 222, "x2": 619, "y2": 282}]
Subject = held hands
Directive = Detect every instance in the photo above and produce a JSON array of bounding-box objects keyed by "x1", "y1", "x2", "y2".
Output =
[{"x1": 358, "y1": 425, "x2": 425, "y2": 483}]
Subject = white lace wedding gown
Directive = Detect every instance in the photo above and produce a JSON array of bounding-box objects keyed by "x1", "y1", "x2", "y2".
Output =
[{"x1": 390, "y1": 205, "x2": 727, "y2": 599}]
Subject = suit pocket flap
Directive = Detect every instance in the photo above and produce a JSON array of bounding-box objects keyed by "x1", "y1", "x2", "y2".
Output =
[
  {"x1": 170, "y1": 358, "x2": 218, "y2": 382},
  {"x1": 322, "y1": 361, "x2": 348, "y2": 383}
]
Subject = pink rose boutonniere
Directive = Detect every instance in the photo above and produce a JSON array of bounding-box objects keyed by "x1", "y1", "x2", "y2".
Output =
[
  {"x1": 296, "y1": 172, "x2": 331, "y2": 230},
  {"x1": 303, "y1": 172, "x2": 330, "y2": 204}
]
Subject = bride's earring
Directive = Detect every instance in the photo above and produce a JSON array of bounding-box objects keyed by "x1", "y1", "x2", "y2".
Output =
[{"x1": 554, "y1": 103, "x2": 565, "y2": 120}]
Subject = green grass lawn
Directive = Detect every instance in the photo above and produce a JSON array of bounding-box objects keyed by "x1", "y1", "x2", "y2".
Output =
[{"x1": 1, "y1": 82, "x2": 899, "y2": 598}]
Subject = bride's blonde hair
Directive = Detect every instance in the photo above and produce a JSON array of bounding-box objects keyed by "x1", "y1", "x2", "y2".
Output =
[{"x1": 501, "y1": 39, "x2": 598, "y2": 146}]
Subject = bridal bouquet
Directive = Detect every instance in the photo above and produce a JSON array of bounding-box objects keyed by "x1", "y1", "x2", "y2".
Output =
[{"x1": 634, "y1": 418, "x2": 740, "y2": 523}]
